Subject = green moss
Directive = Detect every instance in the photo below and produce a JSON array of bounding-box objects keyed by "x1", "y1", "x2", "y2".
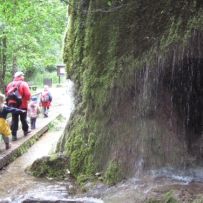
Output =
[
  {"x1": 163, "y1": 191, "x2": 179, "y2": 203},
  {"x1": 76, "y1": 174, "x2": 95, "y2": 186},
  {"x1": 77, "y1": 174, "x2": 89, "y2": 184},
  {"x1": 65, "y1": 115, "x2": 97, "y2": 177},
  {"x1": 10, "y1": 134, "x2": 39, "y2": 163},
  {"x1": 29, "y1": 155, "x2": 70, "y2": 179},
  {"x1": 104, "y1": 161, "x2": 123, "y2": 185},
  {"x1": 62, "y1": 0, "x2": 203, "y2": 182},
  {"x1": 48, "y1": 117, "x2": 65, "y2": 131},
  {"x1": 147, "y1": 191, "x2": 179, "y2": 203}
]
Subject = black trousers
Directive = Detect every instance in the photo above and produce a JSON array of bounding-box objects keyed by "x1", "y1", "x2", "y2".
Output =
[
  {"x1": 30, "y1": 117, "x2": 37, "y2": 129},
  {"x1": 2, "y1": 135, "x2": 9, "y2": 144},
  {"x1": 11, "y1": 109, "x2": 29, "y2": 137}
]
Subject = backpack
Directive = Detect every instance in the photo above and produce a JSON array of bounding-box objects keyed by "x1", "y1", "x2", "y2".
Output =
[
  {"x1": 28, "y1": 103, "x2": 40, "y2": 118},
  {"x1": 41, "y1": 92, "x2": 50, "y2": 103},
  {"x1": 6, "y1": 82, "x2": 22, "y2": 108}
]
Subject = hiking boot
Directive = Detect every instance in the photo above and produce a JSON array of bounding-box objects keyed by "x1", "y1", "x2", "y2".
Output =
[
  {"x1": 12, "y1": 136, "x2": 17, "y2": 141},
  {"x1": 5, "y1": 143, "x2": 11, "y2": 150},
  {"x1": 24, "y1": 130, "x2": 31, "y2": 136}
]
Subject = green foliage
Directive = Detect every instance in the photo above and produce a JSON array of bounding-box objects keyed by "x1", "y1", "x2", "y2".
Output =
[
  {"x1": 30, "y1": 71, "x2": 59, "y2": 87},
  {"x1": 147, "y1": 191, "x2": 179, "y2": 203},
  {"x1": 104, "y1": 161, "x2": 123, "y2": 185},
  {"x1": 0, "y1": 0, "x2": 67, "y2": 85}
]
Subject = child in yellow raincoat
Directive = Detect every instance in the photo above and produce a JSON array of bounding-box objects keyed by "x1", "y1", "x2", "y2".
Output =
[{"x1": 0, "y1": 93, "x2": 25, "y2": 149}]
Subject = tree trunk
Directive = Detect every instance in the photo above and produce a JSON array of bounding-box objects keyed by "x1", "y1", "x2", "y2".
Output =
[
  {"x1": 2, "y1": 35, "x2": 7, "y2": 80},
  {"x1": 0, "y1": 34, "x2": 7, "y2": 92},
  {"x1": 12, "y1": 55, "x2": 18, "y2": 76}
]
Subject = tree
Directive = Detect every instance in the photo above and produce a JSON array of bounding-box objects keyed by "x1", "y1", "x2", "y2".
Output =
[{"x1": 0, "y1": 0, "x2": 67, "y2": 90}]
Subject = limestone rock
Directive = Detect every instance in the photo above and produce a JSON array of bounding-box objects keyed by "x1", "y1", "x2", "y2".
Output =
[{"x1": 28, "y1": 154, "x2": 70, "y2": 179}]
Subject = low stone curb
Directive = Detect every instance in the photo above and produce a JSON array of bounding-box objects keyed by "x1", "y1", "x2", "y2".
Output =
[{"x1": 0, "y1": 113, "x2": 61, "y2": 169}]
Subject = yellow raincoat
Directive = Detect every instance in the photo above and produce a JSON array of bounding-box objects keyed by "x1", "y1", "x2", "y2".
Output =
[{"x1": 0, "y1": 118, "x2": 11, "y2": 137}]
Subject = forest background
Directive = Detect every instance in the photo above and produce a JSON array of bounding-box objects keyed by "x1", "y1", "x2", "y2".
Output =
[{"x1": 0, "y1": 0, "x2": 67, "y2": 90}]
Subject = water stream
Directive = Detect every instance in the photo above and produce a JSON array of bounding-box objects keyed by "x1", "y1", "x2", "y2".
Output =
[
  {"x1": 81, "y1": 174, "x2": 203, "y2": 203},
  {"x1": 0, "y1": 124, "x2": 69, "y2": 201}
]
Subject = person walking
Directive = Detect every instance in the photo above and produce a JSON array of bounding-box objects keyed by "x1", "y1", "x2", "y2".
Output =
[
  {"x1": 6, "y1": 71, "x2": 31, "y2": 141},
  {"x1": 40, "y1": 85, "x2": 52, "y2": 118},
  {"x1": 28, "y1": 96, "x2": 40, "y2": 129},
  {"x1": 0, "y1": 93, "x2": 25, "y2": 149}
]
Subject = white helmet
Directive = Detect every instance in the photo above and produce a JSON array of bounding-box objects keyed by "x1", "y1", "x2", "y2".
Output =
[{"x1": 14, "y1": 71, "x2": 24, "y2": 78}]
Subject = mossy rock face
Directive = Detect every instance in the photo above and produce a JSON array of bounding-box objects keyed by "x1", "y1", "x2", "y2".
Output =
[
  {"x1": 147, "y1": 191, "x2": 179, "y2": 203},
  {"x1": 62, "y1": 0, "x2": 203, "y2": 181},
  {"x1": 28, "y1": 155, "x2": 70, "y2": 179},
  {"x1": 146, "y1": 191, "x2": 203, "y2": 203},
  {"x1": 104, "y1": 161, "x2": 123, "y2": 185}
]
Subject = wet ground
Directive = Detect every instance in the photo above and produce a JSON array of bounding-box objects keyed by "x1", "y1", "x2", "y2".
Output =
[
  {"x1": 0, "y1": 81, "x2": 103, "y2": 203},
  {"x1": 1, "y1": 81, "x2": 203, "y2": 203},
  {"x1": 0, "y1": 81, "x2": 75, "y2": 202},
  {"x1": 77, "y1": 175, "x2": 203, "y2": 203},
  {"x1": 0, "y1": 119, "x2": 69, "y2": 200}
]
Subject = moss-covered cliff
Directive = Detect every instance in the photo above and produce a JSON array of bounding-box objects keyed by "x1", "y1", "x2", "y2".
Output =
[{"x1": 62, "y1": 0, "x2": 203, "y2": 182}]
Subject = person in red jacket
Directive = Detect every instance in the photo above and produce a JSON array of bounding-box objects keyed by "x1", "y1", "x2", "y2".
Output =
[
  {"x1": 40, "y1": 85, "x2": 52, "y2": 118},
  {"x1": 6, "y1": 71, "x2": 31, "y2": 141}
]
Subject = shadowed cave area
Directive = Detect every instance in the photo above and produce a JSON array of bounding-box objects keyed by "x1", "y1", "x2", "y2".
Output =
[
  {"x1": 164, "y1": 31, "x2": 203, "y2": 157},
  {"x1": 171, "y1": 57, "x2": 203, "y2": 149},
  {"x1": 106, "y1": 30, "x2": 203, "y2": 173}
]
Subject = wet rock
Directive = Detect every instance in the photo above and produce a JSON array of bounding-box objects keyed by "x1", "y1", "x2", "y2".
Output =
[
  {"x1": 0, "y1": 198, "x2": 11, "y2": 203},
  {"x1": 67, "y1": 184, "x2": 78, "y2": 195},
  {"x1": 98, "y1": 177, "x2": 103, "y2": 181},
  {"x1": 95, "y1": 173, "x2": 102, "y2": 177},
  {"x1": 27, "y1": 154, "x2": 70, "y2": 179},
  {"x1": 66, "y1": 169, "x2": 71, "y2": 175}
]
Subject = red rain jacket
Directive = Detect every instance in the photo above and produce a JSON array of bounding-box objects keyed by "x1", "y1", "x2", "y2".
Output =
[
  {"x1": 6, "y1": 78, "x2": 31, "y2": 109},
  {"x1": 40, "y1": 91, "x2": 52, "y2": 108}
]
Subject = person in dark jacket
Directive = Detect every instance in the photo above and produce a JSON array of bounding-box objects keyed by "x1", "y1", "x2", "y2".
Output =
[
  {"x1": 0, "y1": 93, "x2": 25, "y2": 149},
  {"x1": 6, "y1": 71, "x2": 31, "y2": 141}
]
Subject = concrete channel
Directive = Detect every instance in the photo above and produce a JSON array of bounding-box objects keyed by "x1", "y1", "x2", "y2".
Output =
[{"x1": 0, "y1": 113, "x2": 61, "y2": 169}]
